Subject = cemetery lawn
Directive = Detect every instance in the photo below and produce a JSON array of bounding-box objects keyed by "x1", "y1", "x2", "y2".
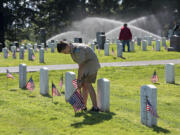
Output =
[
  {"x1": 1, "y1": 42, "x2": 180, "y2": 67},
  {"x1": 0, "y1": 64, "x2": 180, "y2": 135}
]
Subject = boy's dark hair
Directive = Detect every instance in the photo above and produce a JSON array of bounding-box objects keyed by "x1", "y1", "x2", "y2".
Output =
[
  {"x1": 124, "y1": 23, "x2": 127, "y2": 27},
  {"x1": 57, "y1": 41, "x2": 68, "y2": 52}
]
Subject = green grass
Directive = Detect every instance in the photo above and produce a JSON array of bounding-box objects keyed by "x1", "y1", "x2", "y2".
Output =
[
  {"x1": 0, "y1": 65, "x2": 180, "y2": 135},
  {"x1": 0, "y1": 41, "x2": 180, "y2": 67}
]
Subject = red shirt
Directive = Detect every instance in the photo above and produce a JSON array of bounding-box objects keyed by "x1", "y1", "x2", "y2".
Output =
[{"x1": 119, "y1": 26, "x2": 132, "y2": 40}]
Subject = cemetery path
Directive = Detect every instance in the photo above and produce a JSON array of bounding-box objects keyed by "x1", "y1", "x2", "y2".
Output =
[{"x1": 0, "y1": 59, "x2": 180, "y2": 73}]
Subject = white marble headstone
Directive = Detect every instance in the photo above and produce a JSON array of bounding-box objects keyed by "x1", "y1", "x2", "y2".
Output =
[
  {"x1": 39, "y1": 48, "x2": 44, "y2": 63},
  {"x1": 117, "y1": 42, "x2": 123, "y2": 57},
  {"x1": 40, "y1": 67, "x2": 49, "y2": 95},
  {"x1": 65, "y1": 72, "x2": 76, "y2": 101},
  {"x1": 156, "y1": 40, "x2": 161, "y2": 51},
  {"x1": 142, "y1": 40, "x2": 147, "y2": 51},
  {"x1": 19, "y1": 64, "x2": 27, "y2": 89},
  {"x1": 97, "y1": 78, "x2": 110, "y2": 112},
  {"x1": 104, "y1": 43, "x2": 109, "y2": 56},
  {"x1": 165, "y1": 63, "x2": 175, "y2": 84},
  {"x1": 140, "y1": 85, "x2": 157, "y2": 127}
]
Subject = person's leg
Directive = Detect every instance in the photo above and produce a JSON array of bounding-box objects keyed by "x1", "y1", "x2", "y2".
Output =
[
  {"x1": 127, "y1": 40, "x2": 130, "y2": 52},
  {"x1": 122, "y1": 40, "x2": 125, "y2": 52},
  {"x1": 84, "y1": 82, "x2": 98, "y2": 108},
  {"x1": 81, "y1": 83, "x2": 88, "y2": 106}
]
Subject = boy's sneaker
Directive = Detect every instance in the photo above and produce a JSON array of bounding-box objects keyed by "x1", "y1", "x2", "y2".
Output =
[{"x1": 89, "y1": 107, "x2": 100, "y2": 112}]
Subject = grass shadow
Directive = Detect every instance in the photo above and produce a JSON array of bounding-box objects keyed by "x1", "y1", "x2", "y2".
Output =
[
  {"x1": 152, "y1": 125, "x2": 170, "y2": 134},
  {"x1": 71, "y1": 111, "x2": 115, "y2": 128}
]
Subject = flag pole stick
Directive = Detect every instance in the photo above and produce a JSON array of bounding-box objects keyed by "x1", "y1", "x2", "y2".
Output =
[
  {"x1": 7, "y1": 77, "x2": 8, "y2": 90},
  {"x1": 146, "y1": 96, "x2": 148, "y2": 125},
  {"x1": 52, "y1": 81, "x2": 53, "y2": 103}
]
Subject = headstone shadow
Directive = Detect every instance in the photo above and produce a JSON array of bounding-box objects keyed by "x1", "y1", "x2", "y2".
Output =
[
  {"x1": 153, "y1": 83, "x2": 160, "y2": 85},
  {"x1": 174, "y1": 83, "x2": 180, "y2": 86},
  {"x1": 120, "y1": 56, "x2": 126, "y2": 59},
  {"x1": 71, "y1": 111, "x2": 115, "y2": 128},
  {"x1": 41, "y1": 94, "x2": 52, "y2": 98},
  {"x1": 9, "y1": 88, "x2": 18, "y2": 92},
  {"x1": 152, "y1": 125, "x2": 170, "y2": 134},
  {"x1": 61, "y1": 91, "x2": 65, "y2": 95},
  {"x1": 28, "y1": 95, "x2": 36, "y2": 98}
]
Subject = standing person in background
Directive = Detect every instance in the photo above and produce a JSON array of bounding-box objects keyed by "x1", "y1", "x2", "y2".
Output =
[
  {"x1": 57, "y1": 41, "x2": 101, "y2": 112},
  {"x1": 119, "y1": 23, "x2": 132, "y2": 52}
]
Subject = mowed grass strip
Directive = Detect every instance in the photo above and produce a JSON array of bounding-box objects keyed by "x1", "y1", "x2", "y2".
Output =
[
  {"x1": 0, "y1": 41, "x2": 180, "y2": 67},
  {"x1": 0, "y1": 64, "x2": 180, "y2": 135}
]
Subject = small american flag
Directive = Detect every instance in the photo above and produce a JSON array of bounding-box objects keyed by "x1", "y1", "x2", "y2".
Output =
[
  {"x1": 72, "y1": 79, "x2": 78, "y2": 89},
  {"x1": 52, "y1": 82, "x2": 61, "y2": 96},
  {"x1": 68, "y1": 90, "x2": 86, "y2": 112},
  {"x1": 146, "y1": 99, "x2": 159, "y2": 118},
  {"x1": 6, "y1": 69, "x2": 14, "y2": 79},
  {"x1": 59, "y1": 73, "x2": 63, "y2": 89},
  {"x1": 111, "y1": 48, "x2": 115, "y2": 57},
  {"x1": 26, "y1": 77, "x2": 35, "y2": 91},
  {"x1": 32, "y1": 52, "x2": 35, "y2": 61},
  {"x1": 151, "y1": 70, "x2": 158, "y2": 83}
]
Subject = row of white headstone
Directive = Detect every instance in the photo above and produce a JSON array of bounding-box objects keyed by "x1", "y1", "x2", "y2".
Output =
[
  {"x1": 1, "y1": 42, "x2": 57, "y2": 59},
  {"x1": 91, "y1": 38, "x2": 166, "y2": 58},
  {"x1": 2, "y1": 46, "x2": 45, "y2": 63},
  {"x1": 19, "y1": 64, "x2": 110, "y2": 112},
  {"x1": 19, "y1": 62, "x2": 176, "y2": 126}
]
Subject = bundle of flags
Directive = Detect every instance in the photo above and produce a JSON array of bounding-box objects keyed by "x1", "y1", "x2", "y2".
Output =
[
  {"x1": 67, "y1": 79, "x2": 86, "y2": 112},
  {"x1": 68, "y1": 90, "x2": 86, "y2": 112},
  {"x1": 52, "y1": 82, "x2": 61, "y2": 96},
  {"x1": 146, "y1": 99, "x2": 159, "y2": 118},
  {"x1": 151, "y1": 70, "x2": 158, "y2": 83},
  {"x1": 6, "y1": 69, "x2": 14, "y2": 79},
  {"x1": 26, "y1": 76, "x2": 35, "y2": 91}
]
